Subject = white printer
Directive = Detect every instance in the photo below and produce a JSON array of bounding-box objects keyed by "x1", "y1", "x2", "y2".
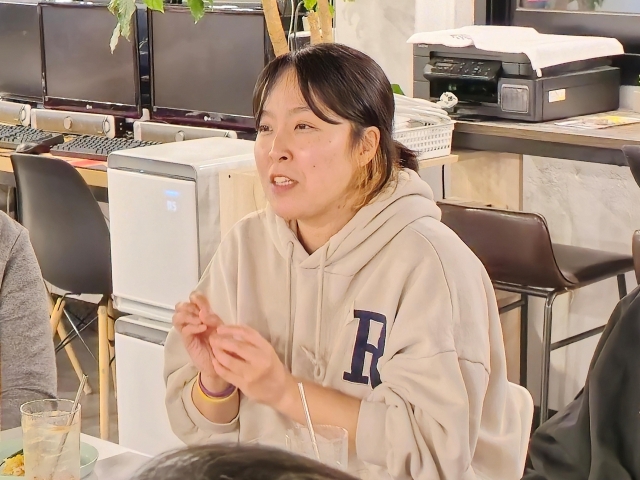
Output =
[{"x1": 107, "y1": 137, "x2": 256, "y2": 322}]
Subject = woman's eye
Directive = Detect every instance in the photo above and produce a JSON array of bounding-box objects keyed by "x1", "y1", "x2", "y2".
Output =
[
  {"x1": 295, "y1": 123, "x2": 312, "y2": 130},
  {"x1": 258, "y1": 124, "x2": 271, "y2": 133}
]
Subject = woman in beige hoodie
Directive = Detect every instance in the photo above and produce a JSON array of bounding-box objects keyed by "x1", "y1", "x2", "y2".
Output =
[{"x1": 165, "y1": 44, "x2": 525, "y2": 479}]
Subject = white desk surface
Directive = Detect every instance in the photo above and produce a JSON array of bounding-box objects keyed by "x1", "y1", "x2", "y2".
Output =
[{"x1": 1, "y1": 428, "x2": 151, "y2": 479}]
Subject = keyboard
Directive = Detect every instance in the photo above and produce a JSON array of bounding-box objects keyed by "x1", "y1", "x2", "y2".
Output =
[
  {"x1": 0, "y1": 124, "x2": 65, "y2": 150},
  {"x1": 50, "y1": 135, "x2": 160, "y2": 161}
]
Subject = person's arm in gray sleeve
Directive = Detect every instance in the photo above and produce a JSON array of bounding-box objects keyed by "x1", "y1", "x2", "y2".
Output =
[{"x1": 0, "y1": 227, "x2": 57, "y2": 429}]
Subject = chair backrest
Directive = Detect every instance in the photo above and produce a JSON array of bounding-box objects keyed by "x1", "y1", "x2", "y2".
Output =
[
  {"x1": 633, "y1": 231, "x2": 640, "y2": 284},
  {"x1": 622, "y1": 145, "x2": 640, "y2": 189},
  {"x1": 438, "y1": 202, "x2": 570, "y2": 288},
  {"x1": 509, "y1": 382, "x2": 534, "y2": 475},
  {"x1": 624, "y1": 147, "x2": 640, "y2": 282},
  {"x1": 11, "y1": 153, "x2": 111, "y2": 295}
]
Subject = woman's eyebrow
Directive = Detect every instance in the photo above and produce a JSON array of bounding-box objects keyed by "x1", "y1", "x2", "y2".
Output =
[
  {"x1": 261, "y1": 106, "x2": 310, "y2": 118},
  {"x1": 289, "y1": 106, "x2": 312, "y2": 114}
]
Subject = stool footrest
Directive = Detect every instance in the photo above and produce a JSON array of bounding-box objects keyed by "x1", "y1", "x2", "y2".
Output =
[
  {"x1": 498, "y1": 298, "x2": 526, "y2": 315},
  {"x1": 551, "y1": 325, "x2": 606, "y2": 351}
]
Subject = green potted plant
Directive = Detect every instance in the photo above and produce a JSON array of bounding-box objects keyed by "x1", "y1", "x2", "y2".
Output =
[{"x1": 108, "y1": 0, "x2": 342, "y2": 52}]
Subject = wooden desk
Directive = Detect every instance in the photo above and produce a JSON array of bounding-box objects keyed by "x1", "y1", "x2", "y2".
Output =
[
  {"x1": 0, "y1": 148, "x2": 108, "y2": 202},
  {"x1": 453, "y1": 110, "x2": 640, "y2": 165}
]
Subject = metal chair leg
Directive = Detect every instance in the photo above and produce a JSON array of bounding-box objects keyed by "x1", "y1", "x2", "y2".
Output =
[
  {"x1": 617, "y1": 274, "x2": 628, "y2": 300},
  {"x1": 57, "y1": 320, "x2": 93, "y2": 396},
  {"x1": 55, "y1": 315, "x2": 98, "y2": 354},
  {"x1": 46, "y1": 293, "x2": 93, "y2": 395},
  {"x1": 63, "y1": 308, "x2": 97, "y2": 362},
  {"x1": 540, "y1": 291, "x2": 559, "y2": 424},
  {"x1": 519, "y1": 294, "x2": 529, "y2": 388}
]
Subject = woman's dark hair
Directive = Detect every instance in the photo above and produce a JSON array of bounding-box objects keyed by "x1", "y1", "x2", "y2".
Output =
[
  {"x1": 253, "y1": 43, "x2": 419, "y2": 208},
  {"x1": 132, "y1": 444, "x2": 357, "y2": 480}
]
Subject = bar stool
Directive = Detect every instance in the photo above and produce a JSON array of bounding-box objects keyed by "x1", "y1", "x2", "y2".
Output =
[
  {"x1": 439, "y1": 202, "x2": 633, "y2": 423},
  {"x1": 622, "y1": 145, "x2": 640, "y2": 188},
  {"x1": 623, "y1": 146, "x2": 640, "y2": 283}
]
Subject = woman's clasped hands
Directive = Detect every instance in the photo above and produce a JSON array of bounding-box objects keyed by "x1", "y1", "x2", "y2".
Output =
[{"x1": 173, "y1": 292, "x2": 296, "y2": 411}]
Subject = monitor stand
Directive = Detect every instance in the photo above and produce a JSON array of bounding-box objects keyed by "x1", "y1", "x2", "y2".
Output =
[
  {"x1": 0, "y1": 100, "x2": 31, "y2": 127},
  {"x1": 133, "y1": 121, "x2": 237, "y2": 143}
]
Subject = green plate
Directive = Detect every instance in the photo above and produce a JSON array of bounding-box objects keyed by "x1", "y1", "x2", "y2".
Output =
[{"x1": 0, "y1": 438, "x2": 99, "y2": 478}]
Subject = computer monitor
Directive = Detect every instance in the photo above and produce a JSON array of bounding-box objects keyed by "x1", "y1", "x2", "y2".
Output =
[
  {"x1": 0, "y1": 0, "x2": 43, "y2": 103},
  {"x1": 40, "y1": 2, "x2": 141, "y2": 117},
  {"x1": 149, "y1": 5, "x2": 274, "y2": 130}
]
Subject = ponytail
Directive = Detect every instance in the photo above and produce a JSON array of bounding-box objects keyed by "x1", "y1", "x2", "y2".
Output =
[{"x1": 395, "y1": 141, "x2": 419, "y2": 173}]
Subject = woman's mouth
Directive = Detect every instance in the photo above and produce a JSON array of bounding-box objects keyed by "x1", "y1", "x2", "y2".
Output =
[{"x1": 272, "y1": 176, "x2": 295, "y2": 186}]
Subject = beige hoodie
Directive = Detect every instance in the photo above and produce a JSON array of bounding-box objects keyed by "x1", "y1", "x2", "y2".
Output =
[{"x1": 164, "y1": 169, "x2": 525, "y2": 479}]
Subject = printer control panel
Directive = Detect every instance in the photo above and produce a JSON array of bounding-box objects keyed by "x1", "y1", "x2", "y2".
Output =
[{"x1": 424, "y1": 57, "x2": 502, "y2": 82}]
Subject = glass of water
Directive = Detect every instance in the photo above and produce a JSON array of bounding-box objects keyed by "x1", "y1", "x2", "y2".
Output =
[
  {"x1": 21, "y1": 399, "x2": 81, "y2": 480},
  {"x1": 285, "y1": 424, "x2": 348, "y2": 471}
]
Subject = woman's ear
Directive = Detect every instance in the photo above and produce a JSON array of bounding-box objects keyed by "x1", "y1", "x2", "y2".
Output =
[{"x1": 356, "y1": 127, "x2": 381, "y2": 167}]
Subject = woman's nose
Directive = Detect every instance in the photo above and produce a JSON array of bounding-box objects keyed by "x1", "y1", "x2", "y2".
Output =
[{"x1": 269, "y1": 130, "x2": 292, "y2": 163}]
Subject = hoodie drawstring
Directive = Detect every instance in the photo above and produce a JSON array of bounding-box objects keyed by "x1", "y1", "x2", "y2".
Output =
[
  {"x1": 301, "y1": 246, "x2": 328, "y2": 381},
  {"x1": 289, "y1": 242, "x2": 328, "y2": 381},
  {"x1": 284, "y1": 242, "x2": 294, "y2": 370},
  {"x1": 313, "y1": 247, "x2": 327, "y2": 380}
]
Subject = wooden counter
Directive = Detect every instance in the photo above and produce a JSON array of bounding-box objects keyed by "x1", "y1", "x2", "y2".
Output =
[{"x1": 453, "y1": 110, "x2": 640, "y2": 165}]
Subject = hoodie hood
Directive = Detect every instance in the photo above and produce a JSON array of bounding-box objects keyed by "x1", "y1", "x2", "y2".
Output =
[{"x1": 266, "y1": 168, "x2": 441, "y2": 274}]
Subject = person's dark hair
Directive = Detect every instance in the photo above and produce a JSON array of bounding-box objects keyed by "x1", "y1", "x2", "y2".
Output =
[
  {"x1": 253, "y1": 43, "x2": 419, "y2": 209},
  {"x1": 132, "y1": 444, "x2": 357, "y2": 480}
]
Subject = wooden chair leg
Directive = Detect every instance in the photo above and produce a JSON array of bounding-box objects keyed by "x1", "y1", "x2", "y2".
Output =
[
  {"x1": 107, "y1": 300, "x2": 118, "y2": 397},
  {"x1": 46, "y1": 292, "x2": 56, "y2": 316},
  {"x1": 98, "y1": 300, "x2": 110, "y2": 440},
  {"x1": 50, "y1": 297, "x2": 65, "y2": 338},
  {"x1": 57, "y1": 320, "x2": 93, "y2": 395}
]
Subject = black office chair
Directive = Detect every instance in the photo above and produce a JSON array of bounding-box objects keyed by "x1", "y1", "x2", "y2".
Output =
[{"x1": 11, "y1": 153, "x2": 114, "y2": 440}]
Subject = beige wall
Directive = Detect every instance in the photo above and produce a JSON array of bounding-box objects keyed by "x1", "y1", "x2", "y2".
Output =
[{"x1": 334, "y1": 0, "x2": 475, "y2": 95}]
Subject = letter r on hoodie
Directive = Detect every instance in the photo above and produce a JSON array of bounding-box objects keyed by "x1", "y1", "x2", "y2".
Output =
[{"x1": 343, "y1": 310, "x2": 387, "y2": 388}]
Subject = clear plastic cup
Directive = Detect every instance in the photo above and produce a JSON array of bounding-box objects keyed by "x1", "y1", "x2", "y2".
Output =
[
  {"x1": 285, "y1": 424, "x2": 348, "y2": 471},
  {"x1": 21, "y1": 399, "x2": 81, "y2": 480}
]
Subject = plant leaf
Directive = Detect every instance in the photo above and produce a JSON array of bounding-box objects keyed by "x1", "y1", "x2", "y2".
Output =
[
  {"x1": 303, "y1": 0, "x2": 317, "y2": 11},
  {"x1": 109, "y1": 23, "x2": 121, "y2": 53},
  {"x1": 186, "y1": 0, "x2": 205, "y2": 22},
  {"x1": 107, "y1": 0, "x2": 136, "y2": 52},
  {"x1": 391, "y1": 84, "x2": 405, "y2": 95},
  {"x1": 142, "y1": 0, "x2": 164, "y2": 12}
]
